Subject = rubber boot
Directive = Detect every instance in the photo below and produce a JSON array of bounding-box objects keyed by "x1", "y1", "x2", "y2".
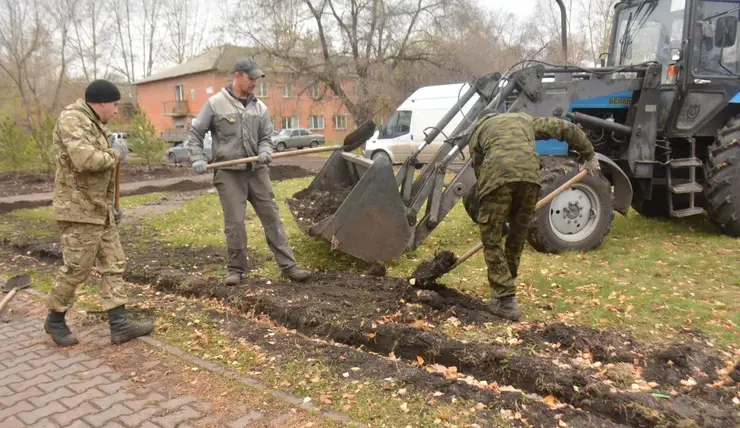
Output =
[
  {"x1": 281, "y1": 266, "x2": 311, "y2": 282},
  {"x1": 490, "y1": 296, "x2": 521, "y2": 321},
  {"x1": 108, "y1": 305, "x2": 154, "y2": 344},
  {"x1": 224, "y1": 272, "x2": 242, "y2": 286},
  {"x1": 44, "y1": 311, "x2": 79, "y2": 347}
]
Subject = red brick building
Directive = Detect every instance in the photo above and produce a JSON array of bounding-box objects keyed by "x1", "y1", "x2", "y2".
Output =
[{"x1": 133, "y1": 45, "x2": 356, "y2": 144}]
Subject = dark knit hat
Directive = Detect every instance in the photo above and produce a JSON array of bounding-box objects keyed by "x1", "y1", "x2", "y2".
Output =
[{"x1": 85, "y1": 80, "x2": 121, "y2": 104}]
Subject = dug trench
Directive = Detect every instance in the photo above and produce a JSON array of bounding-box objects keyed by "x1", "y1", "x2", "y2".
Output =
[
  {"x1": 120, "y1": 262, "x2": 737, "y2": 428},
  {"x1": 5, "y1": 240, "x2": 739, "y2": 427}
]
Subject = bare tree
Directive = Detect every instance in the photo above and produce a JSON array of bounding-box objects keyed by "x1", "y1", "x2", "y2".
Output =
[
  {"x1": 229, "y1": 0, "x2": 454, "y2": 123},
  {"x1": 0, "y1": 0, "x2": 72, "y2": 124},
  {"x1": 163, "y1": 0, "x2": 208, "y2": 64},
  {"x1": 66, "y1": 0, "x2": 115, "y2": 81},
  {"x1": 110, "y1": 0, "x2": 137, "y2": 83},
  {"x1": 141, "y1": 0, "x2": 164, "y2": 77}
]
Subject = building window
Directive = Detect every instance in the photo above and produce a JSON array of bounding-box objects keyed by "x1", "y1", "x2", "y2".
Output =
[
  {"x1": 206, "y1": 86, "x2": 214, "y2": 94},
  {"x1": 283, "y1": 83, "x2": 293, "y2": 98},
  {"x1": 308, "y1": 115, "x2": 324, "y2": 130},
  {"x1": 257, "y1": 81, "x2": 268, "y2": 97},
  {"x1": 308, "y1": 84, "x2": 320, "y2": 99},
  {"x1": 190, "y1": 88, "x2": 195, "y2": 100},
  {"x1": 281, "y1": 116, "x2": 299, "y2": 129},
  {"x1": 333, "y1": 114, "x2": 347, "y2": 130},
  {"x1": 175, "y1": 84, "x2": 184, "y2": 101}
]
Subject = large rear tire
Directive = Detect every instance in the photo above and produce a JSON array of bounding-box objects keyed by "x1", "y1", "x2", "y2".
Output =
[
  {"x1": 704, "y1": 116, "x2": 740, "y2": 236},
  {"x1": 528, "y1": 160, "x2": 615, "y2": 253}
]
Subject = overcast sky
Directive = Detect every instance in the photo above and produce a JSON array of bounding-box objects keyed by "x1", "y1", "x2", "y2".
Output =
[{"x1": 479, "y1": 0, "x2": 537, "y2": 17}]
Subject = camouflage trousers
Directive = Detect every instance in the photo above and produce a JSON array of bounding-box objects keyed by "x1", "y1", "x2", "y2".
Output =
[
  {"x1": 479, "y1": 182, "x2": 540, "y2": 299},
  {"x1": 48, "y1": 221, "x2": 128, "y2": 312}
]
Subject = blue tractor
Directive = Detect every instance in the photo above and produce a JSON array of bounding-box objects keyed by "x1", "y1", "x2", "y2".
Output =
[{"x1": 290, "y1": 0, "x2": 740, "y2": 262}]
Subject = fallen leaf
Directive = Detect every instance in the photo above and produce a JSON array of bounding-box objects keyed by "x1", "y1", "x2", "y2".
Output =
[
  {"x1": 342, "y1": 372, "x2": 349, "y2": 378},
  {"x1": 303, "y1": 397, "x2": 312, "y2": 403},
  {"x1": 543, "y1": 395, "x2": 558, "y2": 408},
  {"x1": 433, "y1": 391, "x2": 444, "y2": 397},
  {"x1": 652, "y1": 393, "x2": 671, "y2": 399},
  {"x1": 416, "y1": 355, "x2": 425, "y2": 365},
  {"x1": 398, "y1": 388, "x2": 407, "y2": 395},
  {"x1": 400, "y1": 402, "x2": 409, "y2": 413},
  {"x1": 648, "y1": 381, "x2": 659, "y2": 388},
  {"x1": 559, "y1": 421, "x2": 568, "y2": 427}
]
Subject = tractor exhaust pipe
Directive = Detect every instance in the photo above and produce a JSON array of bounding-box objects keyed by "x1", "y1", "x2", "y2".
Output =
[
  {"x1": 567, "y1": 112, "x2": 633, "y2": 136},
  {"x1": 555, "y1": 0, "x2": 568, "y2": 63}
]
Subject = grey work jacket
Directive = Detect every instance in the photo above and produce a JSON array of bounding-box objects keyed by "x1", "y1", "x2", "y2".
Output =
[{"x1": 188, "y1": 88, "x2": 274, "y2": 170}]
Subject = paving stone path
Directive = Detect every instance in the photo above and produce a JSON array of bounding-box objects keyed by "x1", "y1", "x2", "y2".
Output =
[{"x1": 0, "y1": 315, "x2": 303, "y2": 428}]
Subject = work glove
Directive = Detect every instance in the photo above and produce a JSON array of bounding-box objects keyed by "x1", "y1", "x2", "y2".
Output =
[
  {"x1": 111, "y1": 140, "x2": 129, "y2": 163},
  {"x1": 192, "y1": 160, "x2": 208, "y2": 174},
  {"x1": 258, "y1": 152, "x2": 272, "y2": 165},
  {"x1": 582, "y1": 157, "x2": 601, "y2": 176},
  {"x1": 113, "y1": 207, "x2": 123, "y2": 225}
]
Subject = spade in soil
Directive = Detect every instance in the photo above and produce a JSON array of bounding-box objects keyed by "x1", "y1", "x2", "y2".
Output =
[{"x1": 411, "y1": 169, "x2": 589, "y2": 286}]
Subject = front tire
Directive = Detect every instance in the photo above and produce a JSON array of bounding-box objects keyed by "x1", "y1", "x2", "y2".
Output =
[
  {"x1": 528, "y1": 160, "x2": 615, "y2": 253},
  {"x1": 704, "y1": 116, "x2": 740, "y2": 236}
]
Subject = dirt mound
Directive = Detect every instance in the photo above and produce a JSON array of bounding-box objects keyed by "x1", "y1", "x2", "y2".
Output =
[
  {"x1": 287, "y1": 184, "x2": 352, "y2": 226},
  {"x1": 644, "y1": 342, "x2": 723, "y2": 387},
  {"x1": 520, "y1": 323, "x2": 639, "y2": 363},
  {"x1": 410, "y1": 250, "x2": 458, "y2": 285},
  {"x1": 268, "y1": 164, "x2": 313, "y2": 181},
  {"x1": 133, "y1": 268, "x2": 739, "y2": 428}
]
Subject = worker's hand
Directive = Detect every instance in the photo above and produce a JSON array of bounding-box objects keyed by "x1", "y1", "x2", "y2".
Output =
[
  {"x1": 113, "y1": 207, "x2": 123, "y2": 225},
  {"x1": 111, "y1": 140, "x2": 128, "y2": 163},
  {"x1": 582, "y1": 157, "x2": 601, "y2": 176},
  {"x1": 258, "y1": 152, "x2": 272, "y2": 165},
  {"x1": 192, "y1": 160, "x2": 208, "y2": 174}
]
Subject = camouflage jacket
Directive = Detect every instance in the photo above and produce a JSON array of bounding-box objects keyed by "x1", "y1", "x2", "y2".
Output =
[
  {"x1": 52, "y1": 99, "x2": 120, "y2": 225},
  {"x1": 468, "y1": 112, "x2": 596, "y2": 203}
]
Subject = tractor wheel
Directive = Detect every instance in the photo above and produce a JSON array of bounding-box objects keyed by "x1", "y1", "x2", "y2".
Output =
[
  {"x1": 528, "y1": 160, "x2": 615, "y2": 253},
  {"x1": 704, "y1": 116, "x2": 740, "y2": 236}
]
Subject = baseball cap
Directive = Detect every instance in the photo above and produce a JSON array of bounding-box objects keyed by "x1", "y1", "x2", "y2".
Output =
[{"x1": 233, "y1": 58, "x2": 265, "y2": 79}]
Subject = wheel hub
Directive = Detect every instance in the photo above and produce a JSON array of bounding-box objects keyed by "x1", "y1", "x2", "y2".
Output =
[{"x1": 549, "y1": 187, "x2": 597, "y2": 238}]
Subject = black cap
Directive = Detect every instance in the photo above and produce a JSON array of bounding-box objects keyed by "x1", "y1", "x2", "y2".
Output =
[
  {"x1": 233, "y1": 58, "x2": 265, "y2": 79},
  {"x1": 85, "y1": 80, "x2": 121, "y2": 104}
]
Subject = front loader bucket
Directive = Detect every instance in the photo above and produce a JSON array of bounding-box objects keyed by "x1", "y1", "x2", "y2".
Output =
[{"x1": 288, "y1": 150, "x2": 412, "y2": 262}]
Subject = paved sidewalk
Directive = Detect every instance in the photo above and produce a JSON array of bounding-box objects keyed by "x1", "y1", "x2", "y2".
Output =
[{"x1": 0, "y1": 315, "x2": 307, "y2": 427}]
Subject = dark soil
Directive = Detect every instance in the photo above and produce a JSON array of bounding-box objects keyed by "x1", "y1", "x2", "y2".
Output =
[
  {"x1": 520, "y1": 323, "x2": 640, "y2": 363},
  {"x1": 644, "y1": 341, "x2": 723, "y2": 387},
  {"x1": 0, "y1": 164, "x2": 313, "y2": 198},
  {"x1": 410, "y1": 250, "x2": 458, "y2": 285},
  {"x1": 129, "y1": 268, "x2": 739, "y2": 428},
  {"x1": 286, "y1": 184, "x2": 353, "y2": 227}
]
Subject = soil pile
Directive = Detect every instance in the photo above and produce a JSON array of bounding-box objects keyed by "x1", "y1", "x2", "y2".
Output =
[
  {"x1": 287, "y1": 184, "x2": 353, "y2": 226},
  {"x1": 410, "y1": 250, "x2": 458, "y2": 285}
]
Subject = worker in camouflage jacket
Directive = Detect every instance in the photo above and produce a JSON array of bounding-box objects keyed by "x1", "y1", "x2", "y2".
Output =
[
  {"x1": 464, "y1": 111, "x2": 600, "y2": 321},
  {"x1": 46, "y1": 80, "x2": 154, "y2": 347}
]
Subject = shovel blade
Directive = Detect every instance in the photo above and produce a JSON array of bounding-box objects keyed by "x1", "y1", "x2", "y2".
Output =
[{"x1": 3, "y1": 274, "x2": 31, "y2": 292}]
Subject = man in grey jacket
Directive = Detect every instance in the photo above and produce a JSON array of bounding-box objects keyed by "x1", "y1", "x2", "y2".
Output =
[{"x1": 188, "y1": 58, "x2": 311, "y2": 285}]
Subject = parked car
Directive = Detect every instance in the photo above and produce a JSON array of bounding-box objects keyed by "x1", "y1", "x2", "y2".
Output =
[
  {"x1": 271, "y1": 128, "x2": 325, "y2": 152},
  {"x1": 166, "y1": 132, "x2": 212, "y2": 164}
]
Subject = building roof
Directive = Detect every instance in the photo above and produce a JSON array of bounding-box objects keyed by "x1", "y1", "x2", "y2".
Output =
[{"x1": 133, "y1": 45, "x2": 261, "y2": 85}]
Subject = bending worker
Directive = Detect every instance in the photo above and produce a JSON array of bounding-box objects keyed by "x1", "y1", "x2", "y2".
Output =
[
  {"x1": 188, "y1": 58, "x2": 311, "y2": 285},
  {"x1": 464, "y1": 111, "x2": 600, "y2": 321}
]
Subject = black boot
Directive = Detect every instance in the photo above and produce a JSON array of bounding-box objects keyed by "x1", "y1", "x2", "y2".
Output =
[
  {"x1": 107, "y1": 305, "x2": 154, "y2": 344},
  {"x1": 489, "y1": 296, "x2": 522, "y2": 321},
  {"x1": 44, "y1": 311, "x2": 79, "y2": 347}
]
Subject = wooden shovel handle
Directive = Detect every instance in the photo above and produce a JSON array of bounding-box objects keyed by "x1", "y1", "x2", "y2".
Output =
[
  {"x1": 451, "y1": 169, "x2": 589, "y2": 269},
  {"x1": 206, "y1": 145, "x2": 343, "y2": 169},
  {"x1": 0, "y1": 288, "x2": 18, "y2": 313},
  {"x1": 114, "y1": 162, "x2": 121, "y2": 211}
]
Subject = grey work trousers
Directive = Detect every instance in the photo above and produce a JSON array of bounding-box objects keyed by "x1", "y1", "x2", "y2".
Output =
[{"x1": 212, "y1": 167, "x2": 297, "y2": 274}]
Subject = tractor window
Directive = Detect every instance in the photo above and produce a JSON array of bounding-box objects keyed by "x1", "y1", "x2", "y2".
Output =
[
  {"x1": 613, "y1": 0, "x2": 685, "y2": 80},
  {"x1": 692, "y1": 0, "x2": 740, "y2": 77},
  {"x1": 379, "y1": 110, "x2": 412, "y2": 139}
]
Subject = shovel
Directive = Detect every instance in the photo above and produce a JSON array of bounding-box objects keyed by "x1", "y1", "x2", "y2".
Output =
[
  {"x1": 205, "y1": 120, "x2": 376, "y2": 169},
  {"x1": 411, "y1": 169, "x2": 589, "y2": 283},
  {"x1": 0, "y1": 274, "x2": 32, "y2": 316}
]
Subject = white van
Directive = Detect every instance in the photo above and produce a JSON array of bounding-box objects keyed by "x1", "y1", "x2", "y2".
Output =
[{"x1": 364, "y1": 83, "x2": 480, "y2": 165}]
